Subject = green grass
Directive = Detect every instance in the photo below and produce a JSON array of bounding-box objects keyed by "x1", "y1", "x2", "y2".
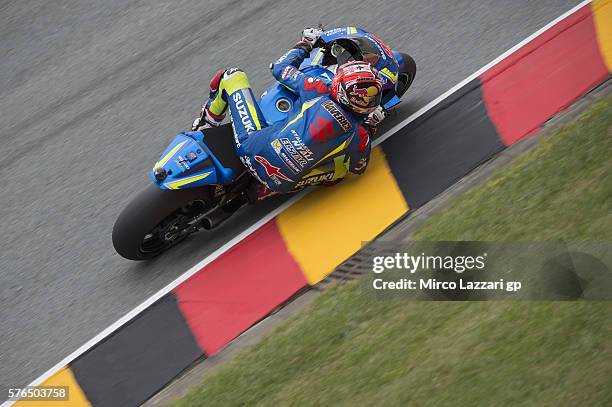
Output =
[
  {"x1": 414, "y1": 96, "x2": 612, "y2": 241},
  {"x1": 170, "y1": 95, "x2": 612, "y2": 407}
]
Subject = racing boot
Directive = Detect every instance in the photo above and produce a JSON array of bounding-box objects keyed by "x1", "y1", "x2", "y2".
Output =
[{"x1": 191, "y1": 69, "x2": 227, "y2": 130}]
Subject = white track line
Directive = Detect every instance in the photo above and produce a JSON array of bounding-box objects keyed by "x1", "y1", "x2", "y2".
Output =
[{"x1": 2, "y1": 1, "x2": 591, "y2": 405}]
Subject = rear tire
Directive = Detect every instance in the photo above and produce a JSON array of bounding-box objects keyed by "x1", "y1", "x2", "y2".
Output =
[
  {"x1": 395, "y1": 53, "x2": 417, "y2": 98},
  {"x1": 112, "y1": 184, "x2": 212, "y2": 260}
]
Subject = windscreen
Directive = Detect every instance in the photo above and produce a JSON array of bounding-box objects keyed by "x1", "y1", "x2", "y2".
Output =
[{"x1": 351, "y1": 37, "x2": 383, "y2": 66}]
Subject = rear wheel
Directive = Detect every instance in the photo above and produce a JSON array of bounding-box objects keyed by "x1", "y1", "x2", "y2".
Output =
[
  {"x1": 112, "y1": 184, "x2": 213, "y2": 260},
  {"x1": 395, "y1": 53, "x2": 417, "y2": 98}
]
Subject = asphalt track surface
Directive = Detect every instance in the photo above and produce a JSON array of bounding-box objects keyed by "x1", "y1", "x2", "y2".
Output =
[{"x1": 0, "y1": 0, "x2": 581, "y2": 395}]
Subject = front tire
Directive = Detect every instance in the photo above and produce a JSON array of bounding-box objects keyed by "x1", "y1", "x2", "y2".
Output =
[
  {"x1": 112, "y1": 184, "x2": 212, "y2": 260},
  {"x1": 395, "y1": 53, "x2": 417, "y2": 98}
]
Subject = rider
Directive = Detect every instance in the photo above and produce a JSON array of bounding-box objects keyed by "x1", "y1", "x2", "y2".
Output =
[{"x1": 191, "y1": 28, "x2": 386, "y2": 201}]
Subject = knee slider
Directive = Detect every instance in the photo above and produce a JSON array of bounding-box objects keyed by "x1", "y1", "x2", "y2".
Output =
[
  {"x1": 222, "y1": 67, "x2": 244, "y2": 79},
  {"x1": 222, "y1": 68, "x2": 250, "y2": 92}
]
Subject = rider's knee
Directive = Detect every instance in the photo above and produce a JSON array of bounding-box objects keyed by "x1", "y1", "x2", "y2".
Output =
[
  {"x1": 221, "y1": 68, "x2": 251, "y2": 92},
  {"x1": 223, "y1": 67, "x2": 244, "y2": 77}
]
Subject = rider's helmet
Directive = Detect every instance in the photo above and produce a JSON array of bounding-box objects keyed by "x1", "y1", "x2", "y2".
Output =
[{"x1": 331, "y1": 61, "x2": 384, "y2": 115}]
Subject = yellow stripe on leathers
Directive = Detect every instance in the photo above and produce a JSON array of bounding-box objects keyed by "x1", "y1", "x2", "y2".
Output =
[
  {"x1": 277, "y1": 147, "x2": 408, "y2": 284},
  {"x1": 593, "y1": 0, "x2": 612, "y2": 71},
  {"x1": 282, "y1": 98, "x2": 320, "y2": 131},
  {"x1": 13, "y1": 366, "x2": 91, "y2": 407}
]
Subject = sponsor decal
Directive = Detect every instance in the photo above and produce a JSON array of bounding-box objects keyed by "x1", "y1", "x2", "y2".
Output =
[
  {"x1": 343, "y1": 64, "x2": 373, "y2": 75},
  {"x1": 344, "y1": 78, "x2": 371, "y2": 88},
  {"x1": 351, "y1": 88, "x2": 369, "y2": 97},
  {"x1": 281, "y1": 66, "x2": 298, "y2": 80},
  {"x1": 309, "y1": 116, "x2": 335, "y2": 142},
  {"x1": 296, "y1": 171, "x2": 335, "y2": 188},
  {"x1": 323, "y1": 27, "x2": 347, "y2": 35},
  {"x1": 280, "y1": 138, "x2": 307, "y2": 169},
  {"x1": 303, "y1": 77, "x2": 329, "y2": 94},
  {"x1": 362, "y1": 34, "x2": 388, "y2": 62},
  {"x1": 255, "y1": 155, "x2": 293, "y2": 183},
  {"x1": 271, "y1": 138, "x2": 302, "y2": 173},
  {"x1": 271, "y1": 139, "x2": 282, "y2": 153},
  {"x1": 369, "y1": 33, "x2": 393, "y2": 60},
  {"x1": 273, "y1": 135, "x2": 315, "y2": 173},
  {"x1": 232, "y1": 92, "x2": 256, "y2": 133},
  {"x1": 290, "y1": 130, "x2": 315, "y2": 161},
  {"x1": 231, "y1": 119, "x2": 241, "y2": 147},
  {"x1": 349, "y1": 86, "x2": 380, "y2": 109},
  {"x1": 322, "y1": 100, "x2": 352, "y2": 132},
  {"x1": 277, "y1": 150, "x2": 301, "y2": 174},
  {"x1": 214, "y1": 185, "x2": 225, "y2": 197},
  {"x1": 240, "y1": 155, "x2": 271, "y2": 188},
  {"x1": 176, "y1": 155, "x2": 191, "y2": 171}
]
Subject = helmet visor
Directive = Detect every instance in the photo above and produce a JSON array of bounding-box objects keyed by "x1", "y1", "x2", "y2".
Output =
[{"x1": 347, "y1": 82, "x2": 382, "y2": 114}]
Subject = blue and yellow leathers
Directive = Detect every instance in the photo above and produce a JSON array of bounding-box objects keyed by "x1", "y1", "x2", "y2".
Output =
[{"x1": 205, "y1": 48, "x2": 371, "y2": 193}]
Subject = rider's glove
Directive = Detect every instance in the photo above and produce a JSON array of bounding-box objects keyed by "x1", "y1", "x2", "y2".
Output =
[
  {"x1": 295, "y1": 27, "x2": 323, "y2": 53},
  {"x1": 191, "y1": 113, "x2": 217, "y2": 131},
  {"x1": 192, "y1": 105, "x2": 224, "y2": 131},
  {"x1": 365, "y1": 106, "x2": 386, "y2": 127},
  {"x1": 192, "y1": 117, "x2": 204, "y2": 131}
]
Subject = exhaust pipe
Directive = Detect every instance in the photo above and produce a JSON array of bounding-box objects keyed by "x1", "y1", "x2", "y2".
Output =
[
  {"x1": 201, "y1": 197, "x2": 247, "y2": 230},
  {"x1": 201, "y1": 207, "x2": 234, "y2": 230}
]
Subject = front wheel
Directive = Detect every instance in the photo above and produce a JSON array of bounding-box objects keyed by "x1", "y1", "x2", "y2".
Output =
[
  {"x1": 112, "y1": 184, "x2": 213, "y2": 260},
  {"x1": 395, "y1": 53, "x2": 417, "y2": 98}
]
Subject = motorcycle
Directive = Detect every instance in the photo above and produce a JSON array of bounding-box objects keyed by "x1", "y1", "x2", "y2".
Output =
[{"x1": 112, "y1": 27, "x2": 417, "y2": 260}]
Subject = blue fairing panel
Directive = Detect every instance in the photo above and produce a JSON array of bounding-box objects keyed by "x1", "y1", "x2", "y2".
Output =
[{"x1": 150, "y1": 132, "x2": 234, "y2": 190}]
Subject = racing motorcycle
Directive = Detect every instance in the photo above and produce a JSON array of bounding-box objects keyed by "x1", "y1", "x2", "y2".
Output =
[{"x1": 112, "y1": 27, "x2": 417, "y2": 260}]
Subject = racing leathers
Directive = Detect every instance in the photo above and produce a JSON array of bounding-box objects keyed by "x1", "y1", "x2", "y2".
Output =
[{"x1": 203, "y1": 46, "x2": 372, "y2": 194}]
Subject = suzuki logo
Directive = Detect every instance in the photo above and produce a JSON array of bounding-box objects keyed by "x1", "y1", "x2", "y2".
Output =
[
  {"x1": 309, "y1": 117, "x2": 335, "y2": 142},
  {"x1": 232, "y1": 92, "x2": 256, "y2": 132}
]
